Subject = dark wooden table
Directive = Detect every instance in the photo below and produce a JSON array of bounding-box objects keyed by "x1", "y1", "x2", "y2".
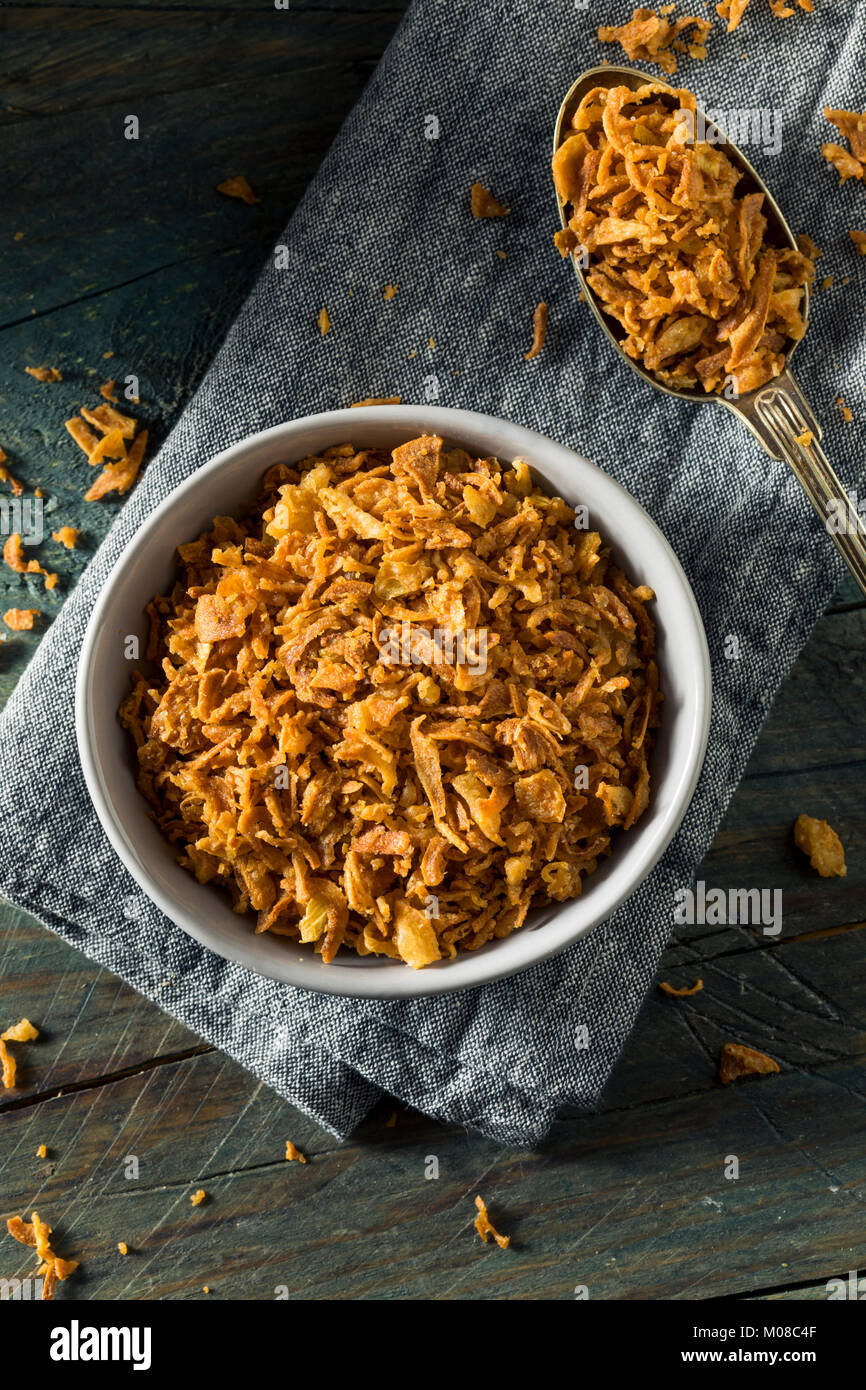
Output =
[{"x1": 1, "y1": 2, "x2": 864, "y2": 1301}]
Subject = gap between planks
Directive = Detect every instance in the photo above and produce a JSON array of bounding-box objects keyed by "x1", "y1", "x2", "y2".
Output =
[
  {"x1": 0, "y1": 1043, "x2": 213, "y2": 1117},
  {"x1": 0, "y1": 56, "x2": 385, "y2": 130},
  {"x1": 0, "y1": 239, "x2": 262, "y2": 335},
  {"x1": 728, "y1": 1266, "x2": 866, "y2": 1300}
]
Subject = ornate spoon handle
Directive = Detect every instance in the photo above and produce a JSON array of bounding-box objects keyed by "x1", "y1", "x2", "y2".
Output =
[{"x1": 727, "y1": 368, "x2": 866, "y2": 597}]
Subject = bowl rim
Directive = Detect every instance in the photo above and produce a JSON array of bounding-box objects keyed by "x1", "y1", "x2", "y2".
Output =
[{"x1": 75, "y1": 404, "x2": 711, "y2": 999}]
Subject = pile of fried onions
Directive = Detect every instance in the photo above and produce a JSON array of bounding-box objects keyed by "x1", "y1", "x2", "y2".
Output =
[
  {"x1": 121, "y1": 436, "x2": 660, "y2": 968},
  {"x1": 553, "y1": 83, "x2": 815, "y2": 395}
]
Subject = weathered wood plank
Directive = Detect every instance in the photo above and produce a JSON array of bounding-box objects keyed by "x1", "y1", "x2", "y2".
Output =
[
  {"x1": 0, "y1": 63, "x2": 380, "y2": 325},
  {"x1": 0, "y1": 904, "x2": 205, "y2": 1105},
  {"x1": 6, "y1": 0, "x2": 399, "y2": 12},
  {"x1": 2, "y1": 1047, "x2": 864, "y2": 1299},
  {"x1": 747, "y1": 1278, "x2": 851, "y2": 1300},
  {"x1": 738, "y1": 607, "x2": 866, "y2": 778},
  {"x1": 826, "y1": 571, "x2": 866, "y2": 612},
  {"x1": 1, "y1": 5, "x2": 404, "y2": 125},
  {"x1": 2, "y1": 881, "x2": 864, "y2": 1299},
  {"x1": 0, "y1": 243, "x2": 266, "y2": 701},
  {"x1": 678, "y1": 760, "x2": 866, "y2": 950},
  {"x1": 601, "y1": 918, "x2": 866, "y2": 1110}
]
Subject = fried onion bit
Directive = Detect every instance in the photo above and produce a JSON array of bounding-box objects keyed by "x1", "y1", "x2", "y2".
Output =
[
  {"x1": 793, "y1": 814, "x2": 846, "y2": 878},
  {"x1": 524, "y1": 301, "x2": 548, "y2": 360},
  {"x1": 719, "y1": 1043, "x2": 780, "y2": 1085},
  {"x1": 6, "y1": 1211, "x2": 79, "y2": 1300},
  {"x1": 474, "y1": 1195, "x2": 511, "y2": 1249},
  {"x1": 658, "y1": 978, "x2": 703, "y2": 997},
  {"x1": 598, "y1": 9, "x2": 711, "y2": 75},
  {"x1": 471, "y1": 183, "x2": 509, "y2": 218},
  {"x1": 216, "y1": 175, "x2": 260, "y2": 205},
  {"x1": 0, "y1": 1017, "x2": 39, "y2": 1089}
]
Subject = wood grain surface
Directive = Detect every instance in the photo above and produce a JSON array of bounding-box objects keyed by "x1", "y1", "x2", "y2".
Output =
[{"x1": 1, "y1": 1, "x2": 864, "y2": 1301}]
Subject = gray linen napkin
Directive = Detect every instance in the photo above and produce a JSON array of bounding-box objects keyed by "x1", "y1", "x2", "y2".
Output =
[{"x1": 1, "y1": 1, "x2": 863, "y2": 1144}]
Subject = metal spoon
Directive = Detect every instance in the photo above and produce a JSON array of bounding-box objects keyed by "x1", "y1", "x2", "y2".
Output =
[{"x1": 553, "y1": 64, "x2": 866, "y2": 595}]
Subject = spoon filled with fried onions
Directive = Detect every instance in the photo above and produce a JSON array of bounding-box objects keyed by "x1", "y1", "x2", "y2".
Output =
[{"x1": 553, "y1": 66, "x2": 866, "y2": 596}]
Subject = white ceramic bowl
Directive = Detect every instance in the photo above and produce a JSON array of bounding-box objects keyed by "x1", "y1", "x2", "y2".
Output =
[{"x1": 76, "y1": 406, "x2": 711, "y2": 999}]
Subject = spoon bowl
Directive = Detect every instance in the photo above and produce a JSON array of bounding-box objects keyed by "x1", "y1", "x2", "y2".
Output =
[{"x1": 553, "y1": 65, "x2": 866, "y2": 594}]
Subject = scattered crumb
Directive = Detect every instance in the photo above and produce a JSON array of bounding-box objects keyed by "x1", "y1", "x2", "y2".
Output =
[
  {"x1": 817, "y1": 145, "x2": 861, "y2": 186},
  {"x1": 6, "y1": 1211, "x2": 79, "y2": 1301},
  {"x1": 495, "y1": 249, "x2": 507, "y2": 260},
  {"x1": 190, "y1": 1189, "x2": 207, "y2": 1206},
  {"x1": 474, "y1": 1195, "x2": 510, "y2": 1249},
  {"x1": 428, "y1": 336, "x2": 436, "y2": 350},
  {"x1": 0, "y1": 462, "x2": 24, "y2": 496},
  {"x1": 793, "y1": 429, "x2": 814, "y2": 447},
  {"x1": 659, "y1": 978, "x2": 703, "y2": 998},
  {"x1": 14, "y1": 231, "x2": 23, "y2": 241},
  {"x1": 850, "y1": 230, "x2": 866, "y2": 256},
  {"x1": 598, "y1": 9, "x2": 712, "y2": 75},
  {"x1": 821, "y1": 106, "x2": 866, "y2": 185},
  {"x1": 470, "y1": 182, "x2": 509, "y2": 218},
  {"x1": 318, "y1": 307, "x2": 331, "y2": 336},
  {"x1": 51, "y1": 526, "x2": 79, "y2": 550},
  {"x1": 719, "y1": 1042, "x2": 780, "y2": 1085},
  {"x1": 89, "y1": 428, "x2": 127, "y2": 466},
  {"x1": 351, "y1": 396, "x2": 401, "y2": 407},
  {"x1": 820, "y1": 275, "x2": 835, "y2": 291},
  {"x1": 524, "y1": 301, "x2": 548, "y2": 360},
  {"x1": 34, "y1": 487, "x2": 43, "y2": 498},
  {"x1": 100, "y1": 380, "x2": 119, "y2": 403},
  {"x1": 85, "y1": 429, "x2": 149, "y2": 502},
  {"x1": 285, "y1": 1140, "x2": 307, "y2": 1163},
  {"x1": 203, "y1": 1285, "x2": 210, "y2": 1294},
  {"x1": 3, "y1": 608, "x2": 40, "y2": 631},
  {"x1": 81, "y1": 403, "x2": 136, "y2": 440},
  {"x1": 36, "y1": 1144, "x2": 47, "y2": 1159},
  {"x1": 720, "y1": 0, "x2": 813, "y2": 33},
  {"x1": 796, "y1": 233, "x2": 821, "y2": 260},
  {"x1": 117, "y1": 1242, "x2": 128, "y2": 1255},
  {"x1": 383, "y1": 284, "x2": 398, "y2": 300},
  {"x1": 793, "y1": 814, "x2": 846, "y2": 877},
  {"x1": 25, "y1": 366, "x2": 62, "y2": 383},
  {"x1": 65, "y1": 417, "x2": 100, "y2": 460},
  {"x1": 103, "y1": 350, "x2": 115, "y2": 359},
  {"x1": 836, "y1": 396, "x2": 854, "y2": 423},
  {"x1": 0, "y1": 1018, "x2": 39, "y2": 1089},
  {"x1": 3, "y1": 532, "x2": 52, "y2": 585},
  {"x1": 216, "y1": 175, "x2": 260, "y2": 205}
]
